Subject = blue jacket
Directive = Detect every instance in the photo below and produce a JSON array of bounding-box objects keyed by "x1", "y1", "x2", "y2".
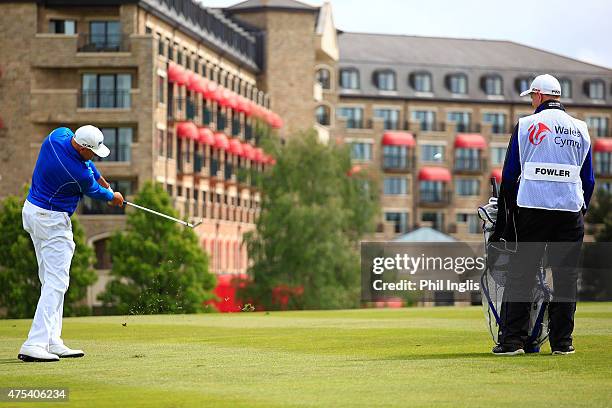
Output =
[
  {"x1": 501, "y1": 101, "x2": 595, "y2": 211},
  {"x1": 27, "y1": 127, "x2": 114, "y2": 215}
]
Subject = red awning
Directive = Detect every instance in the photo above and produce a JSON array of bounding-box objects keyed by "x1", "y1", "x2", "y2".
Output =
[
  {"x1": 418, "y1": 166, "x2": 452, "y2": 182},
  {"x1": 594, "y1": 138, "x2": 612, "y2": 152},
  {"x1": 228, "y1": 139, "x2": 243, "y2": 156},
  {"x1": 455, "y1": 133, "x2": 487, "y2": 149},
  {"x1": 242, "y1": 143, "x2": 255, "y2": 160},
  {"x1": 491, "y1": 168, "x2": 502, "y2": 183},
  {"x1": 254, "y1": 148, "x2": 265, "y2": 163},
  {"x1": 186, "y1": 72, "x2": 200, "y2": 92},
  {"x1": 214, "y1": 132, "x2": 229, "y2": 150},
  {"x1": 176, "y1": 122, "x2": 198, "y2": 140},
  {"x1": 228, "y1": 92, "x2": 239, "y2": 110},
  {"x1": 198, "y1": 127, "x2": 215, "y2": 145},
  {"x1": 382, "y1": 132, "x2": 415, "y2": 147},
  {"x1": 167, "y1": 62, "x2": 187, "y2": 85},
  {"x1": 203, "y1": 80, "x2": 218, "y2": 100}
]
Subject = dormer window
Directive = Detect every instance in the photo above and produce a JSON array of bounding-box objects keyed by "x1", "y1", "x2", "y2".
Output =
[
  {"x1": 482, "y1": 74, "x2": 503, "y2": 96},
  {"x1": 410, "y1": 72, "x2": 432, "y2": 93},
  {"x1": 560, "y1": 78, "x2": 572, "y2": 98},
  {"x1": 446, "y1": 73, "x2": 467, "y2": 94},
  {"x1": 515, "y1": 76, "x2": 534, "y2": 94},
  {"x1": 339, "y1": 68, "x2": 360, "y2": 90},
  {"x1": 373, "y1": 70, "x2": 396, "y2": 91},
  {"x1": 316, "y1": 68, "x2": 331, "y2": 89},
  {"x1": 584, "y1": 79, "x2": 605, "y2": 100}
]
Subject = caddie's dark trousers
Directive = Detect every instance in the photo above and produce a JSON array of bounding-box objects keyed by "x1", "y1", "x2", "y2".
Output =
[{"x1": 499, "y1": 207, "x2": 584, "y2": 348}]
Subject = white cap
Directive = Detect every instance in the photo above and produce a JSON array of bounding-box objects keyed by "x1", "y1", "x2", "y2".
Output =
[
  {"x1": 74, "y1": 125, "x2": 110, "y2": 158},
  {"x1": 520, "y1": 74, "x2": 562, "y2": 97}
]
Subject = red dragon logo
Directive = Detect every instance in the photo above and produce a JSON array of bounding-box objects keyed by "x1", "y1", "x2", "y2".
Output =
[{"x1": 528, "y1": 122, "x2": 551, "y2": 146}]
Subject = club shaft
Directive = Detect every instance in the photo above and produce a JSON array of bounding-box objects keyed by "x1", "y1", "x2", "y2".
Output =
[{"x1": 124, "y1": 201, "x2": 192, "y2": 227}]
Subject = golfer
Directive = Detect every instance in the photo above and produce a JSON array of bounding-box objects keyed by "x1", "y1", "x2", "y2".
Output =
[
  {"x1": 492, "y1": 74, "x2": 595, "y2": 356},
  {"x1": 18, "y1": 126, "x2": 124, "y2": 362}
]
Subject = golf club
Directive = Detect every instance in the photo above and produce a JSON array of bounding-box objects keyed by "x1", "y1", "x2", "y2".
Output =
[{"x1": 124, "y1": 201, "x2": 203, "y2": 228}]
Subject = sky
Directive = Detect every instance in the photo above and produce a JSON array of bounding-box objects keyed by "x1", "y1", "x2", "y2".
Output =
[{"x1": 201, "y1": 0, "x2": 612, "y2": 69}]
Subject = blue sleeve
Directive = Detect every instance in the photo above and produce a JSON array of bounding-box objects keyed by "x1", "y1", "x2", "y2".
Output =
[
  {"x1": 88, "y1": 161, "x2": 101, "y2": 181},
  {"x1": 78, "y1": 174, "x2": 114, "y2": 202},
  {"x1": 501, "y1": 125, "x2": 521, "y2": 204},
  {"x1": 580, "y1": 148, "x2": 595, "y2": 210}
]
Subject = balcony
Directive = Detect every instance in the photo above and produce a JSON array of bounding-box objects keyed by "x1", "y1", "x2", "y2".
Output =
[
  {"x1": 78, "y1": 90, "x2": 131, "y2": 109},
  {"x1": 419, "y1": 190, "x2": 452, "y2": 206},
  {"x1": 595, "y1": 163, "x2": 612, "y2": 177},
  {"x1": 168, "y1": 98, "x2": 198, "y2": 122},
  {"x1": 382, "y1": 155, "x2": 414, "y2": 173},
  {"x1": 454, "y1": 158, "x2": 486, "y2": 174},
  {"x1": 77, "y1": 34, "x2": 129, "y2": 52}
]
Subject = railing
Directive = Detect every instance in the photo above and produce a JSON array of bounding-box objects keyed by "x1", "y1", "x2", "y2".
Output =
[
  {"x1": 406, "y1": 121, "x2": 446, "y2": 132},
  {"x1": 453, "y1": 123, "x2": 481, "y2": 133},
  {"x1": 419, "y1": 190, "x2": 452, "y2": 205},
  {"x1": 454, "y1": 158, "x2": 486, "y2": 172},
  {"x1": 382, "y1": 156, "x2": 413, "y2": 172},
  {"x1": 77, "y1": 34, "x2": 129, "y2": 52},
  {"x1": 595, "y1": 163, "x2": 612, "y2": 176},
  {"x1": 78, "y1": 90, "x2": 130, "y2": 108},
  {"x1": 81, "y1": 198, "x2": 125, "y2": 215}
]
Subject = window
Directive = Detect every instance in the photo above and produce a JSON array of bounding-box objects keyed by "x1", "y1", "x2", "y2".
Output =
[
  {"x1": 560, "y1": 78, "x2": 572, "y2": 98},
  {"x1": 515, "y1": 76, "x2": 534, "y2": 94},
  {"x1": 422, "y1": 212, "x2": 445, "y2": 232},
  {"x1": 89, "y1": 21, "x2": 121, "y2": 51},
  {"x1": 167, "y1": 39, "x2": 174, "y2": 60},
  {"x1": 374, "y1": 70, "x2": 396, "y2": 91},
  {"x1": 93, "y1": 128, "x2": 133, "y2": 162},
  {"x1": 158, "y1": 75, "x2": 165, "y2": 104},
  {"x1": 385, "y1": 212, "x2": 409, "y2": 234},
  {"x1": 447, "y1": 74, "x2": 467, "y2": 94},
  {"x1": 82, "y1": 180, "x2": 133, "y2": 214},
  {"x1": 383, "y1": 146, "x2": 410, "y2": 170},
  {"x1": 338, "y1": 107, "x2": 364, "y2": 129},
  {"x1": 315, "y1": 105, "x2": 330, "y2": 126},
  {"x1": 384, "y1": 177, "x2": 409, "y2": 195},
  {"x1": 456, "y1": 179, "x2": 480, "y2": 196},
  {"x1": 157, "y1": 34, "x2": 164, "y2": 56},
  {"x1": 595, "y1": 152, "x2": 612, "y2": 175},
  {"x1": 412, "y1": 111, "x2": 436, "y2": 131},
  {"x1": 411, "y1": 72, "x2": 432, "y2": 92},
  {"x1": 483, "y1": 112, "x2": 507, "y2": 134},
  {"x1": 482, "y1": 75, "x2": 503, "y2": 96},
  {"x1": 167, "y1": 130, "x2": 174, "y2": 159},
  {"x1": 421, "y1": 144, "x2": 444, "y2": 162},
  {"x1": 93, "y1": 238, "x2": 112, "y2": 269},
  {"x1": 316, "y1": 68, "x2": 331, "y2": 89},
  {"x1": 447, "y1": 111, "x2": 471, "y2": 132},
  {"x1": 350, "y1": 142, "x2": 372, "y2": 161},
  {"x1": 157, "y1": 129, "x2": 165, "y2": 157},
  {"x1": 374, "y1": 109, "x2": 400, "y2": 130},
  {"x1": 490, "y1": 147, "x2": 506, "y2": 166},
  {"x1": 455, "y1": 148, "x2": 481, "y2": 171},
  {"x1": 585, "y1": 80, "x2": 605, "y2": 100},
  {"x1": 456, "y1": 213, "x2": 480, "y2": 234},
  {"x1": 81, "y1": 73, "x2": 131, "y2": 108},
  {"x1": 339, "y1": 68, "x2": 359, "y2": 89},
  {"x1": 586, "y1": 117, "x2": 609, "y2": 137},
  {"x1": 49, "y1": 19, "x2": 76, "y2": 34}
]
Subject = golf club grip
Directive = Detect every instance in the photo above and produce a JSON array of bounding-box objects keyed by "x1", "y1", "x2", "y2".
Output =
[{"x1": 490, "y1": 177, "x2": 499, "y2": 198}]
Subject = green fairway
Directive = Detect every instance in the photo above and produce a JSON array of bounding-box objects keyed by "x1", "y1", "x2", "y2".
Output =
[{"x1": 1, "y1": 304, "x2": 611, "y2": 407}]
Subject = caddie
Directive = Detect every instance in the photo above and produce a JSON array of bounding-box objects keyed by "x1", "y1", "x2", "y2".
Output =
[
  {"x1": 18, "y1": 125, "x2": 124, "y2": 362},
  {"x1": 492, "y1": 74, "x2": 595, "y2": 356}
]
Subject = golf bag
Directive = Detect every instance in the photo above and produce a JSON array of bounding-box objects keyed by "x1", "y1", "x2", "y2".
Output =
[{"x1": 477, "y1": 179, "x2": 551, "y2": 351}]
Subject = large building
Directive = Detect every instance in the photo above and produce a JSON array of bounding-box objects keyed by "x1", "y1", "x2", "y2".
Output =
[{"x1": 1, "y1": 0, "x2": 611, "y2": 307}]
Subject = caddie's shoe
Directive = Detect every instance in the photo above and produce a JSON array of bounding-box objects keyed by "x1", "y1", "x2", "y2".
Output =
[
  {"x1": 492, "y1": 344, "x2": 525, "y2": 356},
  {"x1": 48, "y1": 344, "x2": 85, "y2": 358},
  {"x1": 18, "y1": 345, "x2": 60, "y2": 362},
  {"x1": 551, "y1": 345, "x2": 575, "y2": 355}
]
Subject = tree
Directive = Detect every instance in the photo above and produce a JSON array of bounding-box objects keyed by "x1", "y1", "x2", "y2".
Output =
[
  {"x1": 98, "y1": 182, "x2": 215, "y2": 314},
  {"x1": 243, "y1": 130, "x2": 379, "y2": 310},
  {"x1": 0, "y1": 190, "x2": 97, "y2": 318}
]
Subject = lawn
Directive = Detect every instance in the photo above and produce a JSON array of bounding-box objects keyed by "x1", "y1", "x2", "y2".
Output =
[{"x1": 0, "y1": 304, "x2": 611, "y2": 407}]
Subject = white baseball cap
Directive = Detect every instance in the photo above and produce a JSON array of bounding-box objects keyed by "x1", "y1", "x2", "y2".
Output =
[
  {"x1": 74, "y1": 125, "x2": 110, "y2": 158},
  {"x1": 520, "y1": 74, "x2": 562, "y2": 97}
]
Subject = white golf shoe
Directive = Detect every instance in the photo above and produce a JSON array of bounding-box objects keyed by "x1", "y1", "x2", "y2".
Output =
[
  {"x1": 18, "y1": 345, "x2": 60, "y2": 362},
  {"x1": 48, "y1": 344, "x2": 85, "y2": 358}
]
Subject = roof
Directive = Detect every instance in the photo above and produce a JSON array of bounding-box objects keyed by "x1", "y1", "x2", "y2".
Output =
[
  {"x1": 392, "y1": 227, "x2": 457, "y2": 242},
  {"x1": 227, "y1": 0, "x2": 317, "y2": 12},
  {"x1": 338, "y1": 32, "x2": 612, "y2": 105}
]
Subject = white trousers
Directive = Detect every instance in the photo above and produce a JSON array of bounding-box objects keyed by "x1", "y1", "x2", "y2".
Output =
[{"x1": 22, "y1": 200, "x2": 75, "y2": 349}]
